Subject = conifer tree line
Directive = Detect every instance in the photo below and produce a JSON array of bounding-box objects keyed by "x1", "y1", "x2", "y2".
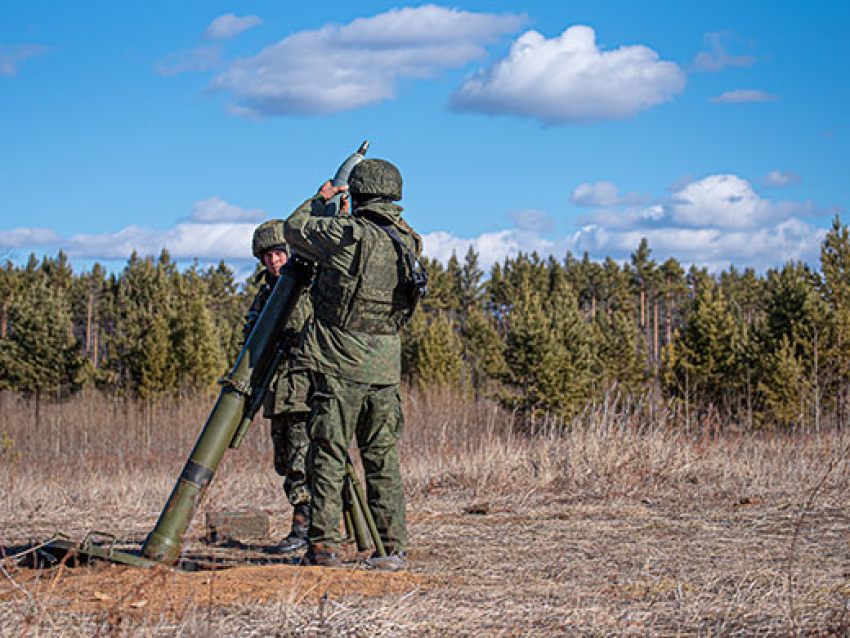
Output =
[{"x1": 2, "y1": 216, "x2": 850, "y2": 431}]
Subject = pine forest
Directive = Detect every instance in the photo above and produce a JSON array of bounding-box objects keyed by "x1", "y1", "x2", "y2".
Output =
[{"x1": 3, "y1": 215, "x2": 850, "y2": 433}]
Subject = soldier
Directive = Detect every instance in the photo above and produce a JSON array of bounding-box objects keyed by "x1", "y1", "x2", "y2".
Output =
[
  {"x1": 283, "y1": 158, "x2": 422, "y2": 571},
  {"x1": 245, "y1": 221, "x2": 313, "y2": 553}
]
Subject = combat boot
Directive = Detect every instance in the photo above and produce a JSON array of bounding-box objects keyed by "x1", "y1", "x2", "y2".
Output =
[
  {"x1": 269, "y1": 504, "x2": 310, "y2": 554},
  {"x1": 300, "y1": 543, "x2": 343, "y2": 568}
]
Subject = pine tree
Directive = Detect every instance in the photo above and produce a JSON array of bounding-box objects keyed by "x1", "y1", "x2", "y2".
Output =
[
  {"x1": 137, "y1": 308, "x2": 176, "y2": 398},
  {"x1": 0, "y1": 261, "x2": 21, "y2": 339},
  {"x1": 599, "y1": 257, "x2": 634, "y2": 317},
  {"x1": 203, "y1": 260, "x2": 246, "y2": 363},
  {"x1": 462, "y1": 306, "x2": 507, "y2": 389},
  {"x1": 443, "y1": 251, "x2": 462, "y2": 316},
  {"x1": 417, "y1": 257, "x2": 453, "y2": 313},
  {"x1": 758, "y1": 262, "x2": 829, "y2": 429},
  {"x1": 758, "y1": 335, "x2": 809, "y2": 429},
  {"x1": 457, "y1": 245, "x2": 484, "y2": 315},
  {"x1": 400, "y1": 307, "x2": 428, "y2": 379},
  {"x1": 501, "y1": 280, "x2": 593, "y2": 420},
  {"x1": 630, "y1": 238, "x2": 659, "y2": 365},
  {"x1": 171, "y1": 267, "x2": 226, "y2": 392},
  {"x1": 416, "y1": 312, "x2": 464, "y2": 388},
  {"x1": 659, "y1": 257, "x2": 688, "y2": 351},
  {"x1": 576, "y1": 252, "x2": 604, "y2": 320},
  {"x1": 101, "y1": 252, "x2": 175, "y2": 394},
  {"x1": 0, "y1": 276, "x2": 86, "y2": 400},
  {"x1": 591, "y1": 309, "x2": 645, "y2": 398},
  {"x1": 820, "y1": 215, "x2": 850, "y2": 428},
  {"x1": 662, "y1": 283, "x2": 746, "y2": 425}
]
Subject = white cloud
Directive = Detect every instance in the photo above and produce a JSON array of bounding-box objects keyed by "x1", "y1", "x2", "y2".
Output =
[
  {"x1": 2, "y1": 174, "x2": 827, "y2": 277},
  {"x1": 567, "y1": 174, "x2": 823, "y2": 270},
  {"x1": 2, "y1": 199, "x2": 267, "y2": 266},
  {"x1": 156, "y1": 45, "x2": 222, "y2": 76},
  {"x1": 65, "y1": 222, "x2": 255, "y2": 262},
  {"x1": 762, "y1": 170, "x2": 802, "y2": 188},
  {"x1": 573, "y1": 219, "x2": 825, "y2": 272},
  {"x1": 507, "y1": 209, "x2": 555, "y2": 233},
  {"x1": 422, "y1": 229, "x2": 567, "y2": 269},
  {"x1": 204, "y1": 14, "x2": 262, "y2": 40},
  {"x1": 571, "y1": 181, "x2": 647, "y2": 208},
  {"x1": 424, "y1": 172, "x2": 826, "y2": 273},
  {"x1": 0, "y1": 44, "x2": 48, "y2": 77},
  {"x1": 0, "y1": 228, "x2": 61, "y2": 249},
  {"x1": 578, "y1": 204, "x2": 664, "y2": 231},
  {"x1": 189, "y1": 196, "x2": 265, "y2": 223},
  {"x1": 209, "y1": 5, "x2": 525, "y2": 116},
  {"x1": 450, "y1": 25, "x2": 686, "y2": 123},
  {"x1": 693, "y1": 32, "x2": 755, "y2": 72},
  {"x1": 666, "y1": 174, "x2": 812, "y2": 228},
  {"x1": 711, "y1": 89, "x2": 779, "y2": 104}
]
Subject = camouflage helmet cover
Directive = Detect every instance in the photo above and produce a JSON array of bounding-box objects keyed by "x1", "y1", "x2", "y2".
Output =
[
  {"x1": 252, "y1": 220, "x2": 287, "y2": 260},
  {"x1": 348, "y1": 159, "x2": 402, "y2": 201}
]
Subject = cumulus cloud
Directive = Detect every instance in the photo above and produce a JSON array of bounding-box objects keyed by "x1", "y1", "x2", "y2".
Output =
[
  {"x1": 65, "y1": 222, "x2": 255, "y2": 262},
  {"x1": 189, "y1": 196, "x2": 265, "y2": 223},
  {"x1": 0, "y1": 228, "x2": 61, "y2": 249},
  {"x1": 156, "y1": 45, "x2": 222, "y2": 76},
  {"x1": 577, "y1": 204, "x2": 665, "y2": 231},
  {"x1": 425, "y1": 172, "x2": 826, "y2": 273},
  {"x1": 1, "y1": 198, "x2": 267, "y2": 270},
  {"x1": 2, "y1": 175, "x2": 827, "y2": 277},
  {"x1": 569, "y1": 174, "x2": 823, "y2": 270},
  {"x1": 573, "y1": 219, "x2": 824, "y2": 272},
  {"x1": 204, "y1": 14, "x2": 262, "y2": 40},
  {"x1": 571, "y1": 181, "x2": 647, "y2": 208},
  {"x1": 0, "y1": 44, "x2": 48, "y2": 77},
  {"x1": 711, "y1": 89, "x2": 779, "y2": 104},
  {"x1": 693, "y1": 32, "x2": 754, "y2": 72},
  {"x1": 666, "y1": 174, "x2": 811, "y2": 229},
  {"x1": 762, "y1": 170, "x2": 802, "y2": 188},
  {"x1": 449, "y1": 25, "x2": 686, "y2": 123},
  {"x1": 423, "y1": 229, "x2": 568, "y2": 269},
  {"x1": 507, "y1": 209, "x2": 555, "y2": 233},
  {"x1": 209, "y1": 5, "x2": 525, "y2": 116}
]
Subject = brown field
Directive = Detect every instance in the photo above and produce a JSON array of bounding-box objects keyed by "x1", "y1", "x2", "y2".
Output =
[{"x1": 1, "y1": 387, "x2": 848, "y2": 636}]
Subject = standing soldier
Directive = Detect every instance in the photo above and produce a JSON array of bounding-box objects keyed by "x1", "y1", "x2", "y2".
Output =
[
  {"x1": 283, "y1": 158, "x2": 423, "y2": 571},
  {"x1": 245, "y1": 221, "x2": 313, "y2": 553}
]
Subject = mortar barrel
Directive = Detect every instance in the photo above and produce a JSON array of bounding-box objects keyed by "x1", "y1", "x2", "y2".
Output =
[{"x1": 141, "y1": 257, "x2": 312, "y2": 565}]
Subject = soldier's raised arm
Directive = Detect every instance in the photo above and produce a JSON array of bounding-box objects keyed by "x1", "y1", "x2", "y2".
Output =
[{"x1": 284, "y1": 182, "x2": 361, "y2": 266}]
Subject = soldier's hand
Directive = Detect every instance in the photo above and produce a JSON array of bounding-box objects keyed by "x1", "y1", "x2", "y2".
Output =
[{"x1": 318, "y1": 181, "x2": 350, "y2": 212}]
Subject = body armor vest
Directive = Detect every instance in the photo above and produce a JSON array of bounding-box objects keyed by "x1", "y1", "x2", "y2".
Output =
[{"x1": 312, "y1": 220, "x2": 414, "y2": 335}]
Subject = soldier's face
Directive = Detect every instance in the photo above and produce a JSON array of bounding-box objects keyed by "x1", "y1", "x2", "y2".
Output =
[{"x1": 263, "y1": 248, "x2": 288, "y2": 276}]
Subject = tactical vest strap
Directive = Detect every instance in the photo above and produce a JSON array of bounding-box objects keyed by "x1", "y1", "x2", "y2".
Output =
[{"x1": 311, "y1": 220, "x2": 415, "y2": 335}]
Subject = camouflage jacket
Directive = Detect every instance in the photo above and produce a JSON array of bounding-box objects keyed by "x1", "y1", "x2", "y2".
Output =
[
  {"x1": 243, "y1": 267, "x2": 312, "y2": 368},
  {"x1": 283, "y1": 195, "x2": 421, "y2": 385}
]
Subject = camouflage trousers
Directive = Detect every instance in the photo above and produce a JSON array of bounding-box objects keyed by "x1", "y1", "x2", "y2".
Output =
[
  {"x1": 270, "y1": 413, "x2": 311, "y2": 507},
  {"x1": 266, "y1": 367, "x2": 312, "y2": 508},
  {"x1": 306, "y1": 372, "x2": 406, "y2": 554}
]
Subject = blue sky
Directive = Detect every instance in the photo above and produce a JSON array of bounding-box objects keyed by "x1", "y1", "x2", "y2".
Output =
[{"x1": 1, "y1": 1, "x2": 847, "y2": 279}]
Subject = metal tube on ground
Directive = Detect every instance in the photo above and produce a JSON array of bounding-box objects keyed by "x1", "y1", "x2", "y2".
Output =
[{"x1": 141, "y1": 257, "x2": 314, "y2": 565}]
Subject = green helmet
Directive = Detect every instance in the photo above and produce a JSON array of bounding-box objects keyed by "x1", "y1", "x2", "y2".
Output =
[
  {"x1": 252, "y1": 220, "x2": 287, "y2": 260},
  {"x1": 349, "y1": 159, "x2": 402, "y2": 201}
]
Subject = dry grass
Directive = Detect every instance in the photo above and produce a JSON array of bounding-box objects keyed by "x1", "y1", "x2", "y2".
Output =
[{"x1": 1, "y1": 387, "x2": 849, "y2": 636}]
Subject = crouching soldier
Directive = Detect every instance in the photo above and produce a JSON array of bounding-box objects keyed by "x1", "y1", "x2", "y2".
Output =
[{"x1": 245, "y1": 221, "x2": 313, "y2": 553}]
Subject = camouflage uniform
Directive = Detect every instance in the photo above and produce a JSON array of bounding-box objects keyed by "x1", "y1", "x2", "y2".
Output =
[
  {"x1": 245, "y1": 221, "x2": 314, "y2": 551},
  {"x1": 283, "y1": 163, "x2": 421, "y2": 559},
  {"x1": 244, "y1": 270, "x2": 313, "y2": 510}
]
